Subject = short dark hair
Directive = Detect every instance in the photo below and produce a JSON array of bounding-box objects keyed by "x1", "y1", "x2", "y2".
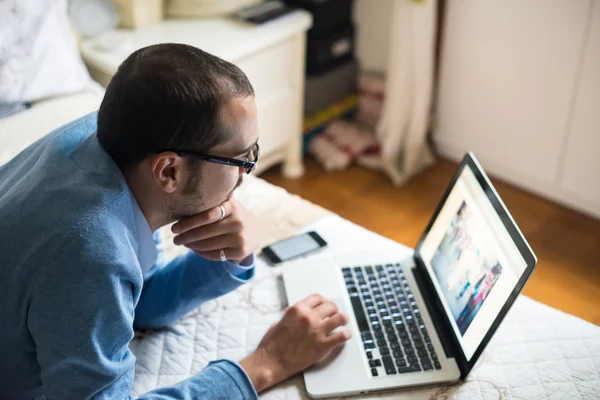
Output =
[{"x1": 97, "y1": 43, "x2": 254, "y2": 169}]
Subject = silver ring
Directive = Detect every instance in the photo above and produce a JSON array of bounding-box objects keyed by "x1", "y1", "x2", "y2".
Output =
[
  {"x1": 219, "y1": 249, "x2": 227, "y2": 262},
  {"x1": 219, "y1": 205, "x2": 226, "y2": 221}
]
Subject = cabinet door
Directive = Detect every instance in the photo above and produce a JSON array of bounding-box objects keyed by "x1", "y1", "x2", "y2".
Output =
[
  {"x1": 558, "y1": 2, "x2": 600, "y2": 209},
  {"x1": 435, "y1": 0, "x2": 591, "y2": 186}
]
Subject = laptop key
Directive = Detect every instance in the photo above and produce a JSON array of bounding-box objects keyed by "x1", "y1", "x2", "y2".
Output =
[
  {"x1": 392, "y1": 350, "x2": 403, "y2": 358},
  {"x1": 422, "y1": 360, "x2": 434, "y2": 371},
  {"x1": 371, "y1": 368, "x2": 378, "y2": 377},
  {"x1": 407, "y1": 364, "x2": 422, "y2": 372},
  {"x1": 396, "y1": 358, "x2": 407, "y2": 367},
  {"x1": 374, "y1": 330, "x2": 384, "y2": 339},
  {"x1": 366, "y1": 351, "x2": 373, "y2": 359},
  {"x1": 369, "y1": 360, "x2": 377, "y2": 368},
  {"x1": 350, "y1": 296, "x2": 370, "y2": 332},
  {"x1": 379, "y1": 346, "x2": 390, "y2": 355},
  {"x1": 382, "y1": 356, "x2": 396, "y2": 375},
  {"x1": 377, "y1": 339, "x2": 387, "y2": 347},
  {"x1": 374, "y1": 359, "x2": 382, "y2": 367},
  {"x1": 434, "y1": 360, "x2": 442, "y2": 370},
  {"x1": 397, "y1": 366, "x2": 416, "y2": 374}
]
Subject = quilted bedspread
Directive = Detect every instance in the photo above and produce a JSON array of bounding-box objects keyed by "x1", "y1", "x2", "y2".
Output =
[{"x1": 132, "y1": 176, "x2": 600, "y2": 400}]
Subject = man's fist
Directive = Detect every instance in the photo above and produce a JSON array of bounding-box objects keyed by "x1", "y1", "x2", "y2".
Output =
[{"x1": 172, "y1": 199, "x2": 261, "y2": 263}]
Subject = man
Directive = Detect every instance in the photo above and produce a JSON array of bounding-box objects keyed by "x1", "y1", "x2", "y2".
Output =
[{"x1": 0, "y1": 44, "x2": 351, "y2": 399}]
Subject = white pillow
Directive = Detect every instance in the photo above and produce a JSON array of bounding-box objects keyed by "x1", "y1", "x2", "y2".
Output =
[{"x1": 0, "y1": 0, "x2": 91, "y2": 103}]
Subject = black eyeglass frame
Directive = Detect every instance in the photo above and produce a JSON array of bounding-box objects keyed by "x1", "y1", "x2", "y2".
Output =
[{"x1": 162, "y1": 143, "x2": 260, "y2": 174}]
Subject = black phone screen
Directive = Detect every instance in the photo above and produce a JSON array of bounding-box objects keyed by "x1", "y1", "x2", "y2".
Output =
[{"x1": 264, "y1": 231, "x2": 326, "y2": 262}]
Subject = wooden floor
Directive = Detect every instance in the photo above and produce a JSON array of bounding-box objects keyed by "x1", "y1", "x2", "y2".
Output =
[{"x1": 262, "y1": 158, "x2": 600, "y2": 326}]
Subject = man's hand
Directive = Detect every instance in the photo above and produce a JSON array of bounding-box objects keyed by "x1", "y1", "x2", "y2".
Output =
[
  {"x1": 239, "y1": 294, "x2": 352, "y2": 393},
  {"x1": 171, "y1": 200, "x2": 261, "y2": 263}
]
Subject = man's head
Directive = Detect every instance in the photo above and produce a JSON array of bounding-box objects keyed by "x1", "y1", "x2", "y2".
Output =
[{"x1": 97, "y1": 44, "x2": 258, "y2": 228}]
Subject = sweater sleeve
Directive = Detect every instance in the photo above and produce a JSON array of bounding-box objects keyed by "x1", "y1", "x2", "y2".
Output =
[
  {"x1": 133, "y1": 233, "x2": 255, "y2": 331},
  {"x1": 28, "y1": 231, "x2": 257, "y2": 399}
]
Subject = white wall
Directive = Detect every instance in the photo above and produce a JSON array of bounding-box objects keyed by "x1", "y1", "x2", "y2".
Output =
[{"x1": 353, "y1": 0, "x2": 393, "y2": 74}]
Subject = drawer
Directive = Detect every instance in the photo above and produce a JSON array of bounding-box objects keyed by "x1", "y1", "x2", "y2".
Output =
[
  {"x1": 257, "y1": 90, "x2": 297, "y2": 156},
  {"x1": 236, "y1": 39, "x2": 294, "y2": 103}
]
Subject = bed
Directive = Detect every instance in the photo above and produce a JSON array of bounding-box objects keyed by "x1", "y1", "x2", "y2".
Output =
[{"x1": 2, "y1": 92, "x2": 599, "y2": 400}]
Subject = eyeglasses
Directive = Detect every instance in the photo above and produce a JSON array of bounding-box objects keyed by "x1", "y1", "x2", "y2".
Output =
[{"x1": 163, "y1": 142, "x2": 260, "y2": 174}]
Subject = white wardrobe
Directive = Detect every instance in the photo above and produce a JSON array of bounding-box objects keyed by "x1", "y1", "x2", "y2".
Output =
[{"x1": 434, "y1": 0, "x2": 600, "y2": 219}]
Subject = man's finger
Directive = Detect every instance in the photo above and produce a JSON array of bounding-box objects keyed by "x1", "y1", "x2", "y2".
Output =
[
  {"x1": 301, "y1": 293, "x2": 326, "y2": 309},
  {"x1": 172, "y1": 201, "x2": 233, "y2": 234},
  {"x1": 192, "y1": 247, "x2": 245, "y2": 262},
  {"x1": 173, "y1": 219, "x2": 236, "y2": 245},
  {"x1": 314, "y1": 301, "x2": 338, "y2": 319},
  {"x1": 324, "y1": 330, "x2": 352, "y2": 347},
  {"x1": 322, "y1": 312, "x2": 348, "y2": 333},
  {"x1": 192, "y1": 250, "x2": 222, "y2": 261},
  {"x1": 182, "y1": 233, "x2": 236, "y2": 252}
]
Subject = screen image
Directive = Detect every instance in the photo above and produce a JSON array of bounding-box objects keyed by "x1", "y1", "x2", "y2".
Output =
[
  {"x1": 430, "y1": 201, "x2": 504, "y2": 335},
  {"x1": 419, "y1": 166, "x2": 527, "y2": 360},
  {"x1": 270, "y1": 233, "x2": 321, "y2": 260}
]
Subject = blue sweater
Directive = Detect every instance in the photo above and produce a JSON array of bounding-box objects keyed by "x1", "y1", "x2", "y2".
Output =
[{"x1": 0, "y1": 113, "x2": 259, "y2": 399}]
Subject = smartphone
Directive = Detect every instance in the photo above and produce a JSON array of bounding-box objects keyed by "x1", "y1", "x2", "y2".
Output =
[{"x1": 262, "y1": 231, "x2": 327, "y2": 264}]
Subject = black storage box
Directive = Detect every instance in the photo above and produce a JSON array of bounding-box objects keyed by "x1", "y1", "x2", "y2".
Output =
[
  {"x1": 306, "y1": 23, "x2": 355, "y2": 75},
  {"x1": 304, "y1": 59, "x2": 357, "y2": 116},
  {"x1": 284, "y1": 0, "x2": 353, "y2": 38}
]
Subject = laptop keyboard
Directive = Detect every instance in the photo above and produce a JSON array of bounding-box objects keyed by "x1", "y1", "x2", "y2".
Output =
[{"x1": 342, "y1": 263, "x2": 442, "y2": 377}]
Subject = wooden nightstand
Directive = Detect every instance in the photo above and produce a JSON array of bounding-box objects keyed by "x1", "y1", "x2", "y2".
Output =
[{"x1": 80, "y1": 11, "x2": 312, "y2": 177}]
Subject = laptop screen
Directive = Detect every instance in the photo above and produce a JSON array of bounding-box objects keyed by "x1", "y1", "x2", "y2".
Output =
[{"x1": 418, "y1": 164, "x2": 528, "y2": 361}]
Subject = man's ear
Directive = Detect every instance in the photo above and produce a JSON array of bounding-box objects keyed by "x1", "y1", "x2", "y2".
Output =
[{"x1": 150, "y1": 152, "x2": 184, "y2": 194}]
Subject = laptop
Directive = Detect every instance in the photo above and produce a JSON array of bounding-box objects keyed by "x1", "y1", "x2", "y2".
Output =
[{"x1": 283, "y1": 153, "x2": 537, "y2": 398}]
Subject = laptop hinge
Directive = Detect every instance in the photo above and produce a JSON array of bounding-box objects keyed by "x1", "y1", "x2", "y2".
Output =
[{"x1": 411, "y1": 257, "x2": 466, "y2": 377}]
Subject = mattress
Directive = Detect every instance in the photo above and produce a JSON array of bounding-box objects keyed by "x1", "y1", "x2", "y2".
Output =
[{"x1": 2, "y1": 91, "x2": 599, "y2": 399}]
